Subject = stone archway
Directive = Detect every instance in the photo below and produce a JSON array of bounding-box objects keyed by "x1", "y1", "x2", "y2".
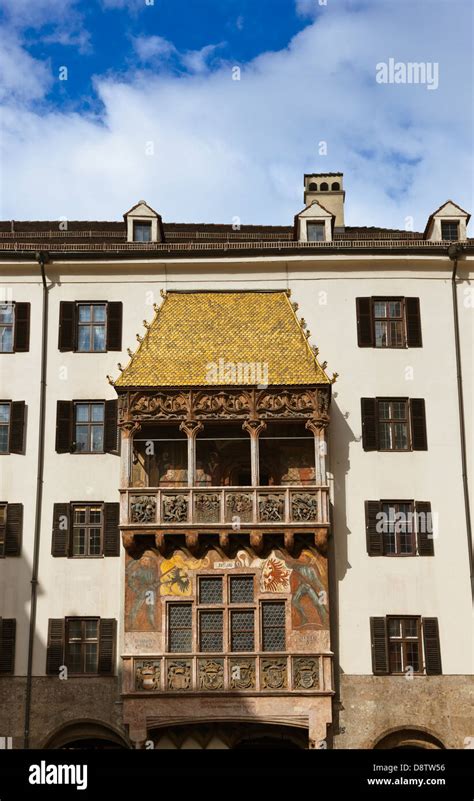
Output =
[
  {"x1": 148, "y1": 722, "x2": 307, "y2": 750},
  {"x1": 374, "y1": 728, "x2": 445, "y2": 750},
  {"x1": 43, "y1": 720, "x2": 130, "y2": 750}
]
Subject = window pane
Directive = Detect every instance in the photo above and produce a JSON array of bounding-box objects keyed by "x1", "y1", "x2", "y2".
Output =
[
  {"x1": 67, "y1": 643, "x2": 82, "y2": 672},
  {"x1": 388, "y1": 301, "x2": 401, "y2": 317},
  {"x1": 84, "y1": 620, "x2": 98, "y2": 639},
  {"x1": 393, "y1": 423, "x2": 408, "y2": 449},
  {"x1": 375, "y1": 321, "x2": 388, "y2": 347},
  {"x1": 77, "y1": 325, "x2": 91, "y2": 352},
  {"x1": 378, "y1": 402, "x2": 390, "y2": 420},
  {"x1": 403, "y1": 619, "x2": 418, "y2": 638},
  {"x1": 91, "y1": 425, "x2": 104, "y2": 452},
  {"x1": 231, "y1": 610, "x2": 254, "y2": 652},
  {"x1": 0, "y1": 404, "x2": 10, "y2": 423},
  {"x1": 374, "y1": 301, "x2": 387, "y2": 318},
  {"x1": 77, "y1": 305, "x2": 91, "y2": 322},
  {"x1": 89, "y1": 528, "x2": 102, "y2": 555},
  {"x1": 0, "y1": 427, "x2": 8, "y2": 453},
  {"x1": 74, "y1": 507, "x2": 86, "y2": 524},
  {"x1": 75, "y1": 426, "x2": 89, "y2": 452},
  {"x1": 89, "y1": 507, "x2": 102, "y2": 524},
  {"x1": 168, "y1": 604, "x2": 192, "y2": 652},
  {"x1": 307, "y1": 222, "x2": 324, "y2": 242},
  {"x1": 199, "y1": 611, "x2": 223, "y2": 652},
  {"x1": 0, "y1": 326, "x2": 13, "y2": 352},
  {"x1": 392, "y1": 402, "x2": 407, "y2": 420},
  {"x1": 93, "y1": 305, "x2": 106, "y2": 322},
  {"x1": 85, "y1": 643, "x2": 98, "y2": 673},
  {"x1": 389, "y1": 642, "x2": 402, "y2": 673},
  {"x1": 262, "y1": 603, "x2": 285, "y2": 651},
  {"x1": 75, "y1": 404, "x2": 90, "y2": 423},
  {"x1": 91, "y1": 404, "x2": 104, "y2": 422},
  {"x1": 406, "y1": 642, "x2": 420, "y2": 671},
  {"x1": 73, "y1": 528, "x2": 86, "y2": 555},
  {"x1": 378, "y1": 422, "x2": 391, "y2": 450},
  {"x1": 389, "y1": 321, "x2": 403, "y2": 346},
  {"x1": 68, "y1": 620, "x2": 82, "y2": 639},
  {"x1": 199, "y1": 577, "x2": 222, "y2": 604},
  {"x1": 93, "y1": 325, "x2": 106, "y2": 352},
  {"x1": 388, "y1": 618, "x2": 401, "y2": 637},
  {"x1": 134, "y1": 223, "x2": 152, "y2": 242},
  {"x1": 230, "y1": 576, "x2": 254, "y2": 604},
  {"x1": 0, "y1": 305, "x2": 14, "y2": 324}
]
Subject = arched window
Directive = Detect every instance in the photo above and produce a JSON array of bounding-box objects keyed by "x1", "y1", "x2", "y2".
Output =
[
  {"x1": 308, "y1": 182, "x2": 318, "y2": 191},
  {"x1": 320, "y1": 182, "x2": 328, "y2": 191},
  {"x1": 331, "y1": 182, "x2": 340, "y2": 190}
]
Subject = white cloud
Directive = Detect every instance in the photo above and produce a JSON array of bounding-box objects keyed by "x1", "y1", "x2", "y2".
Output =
[
  {"x1": 0, "y1": 0, "x2": 472, "y2": 232},
  {"x1": 132, "y1": 36, "x2": 226, "y2": 75},
  {"x1": 133, "y1": 35, "x2": 177, "y2": 63},
  {"x1": 180, "y1": 43, "x2": 225, "y2": 75},
  {"x1": 0, "y1": 32, "x2": 52, "y2": 101}
]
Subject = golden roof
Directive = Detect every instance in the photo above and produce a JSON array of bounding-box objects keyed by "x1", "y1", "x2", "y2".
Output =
[{"x1": 115, "y1": 291, "x2": 330, "y2": 387}]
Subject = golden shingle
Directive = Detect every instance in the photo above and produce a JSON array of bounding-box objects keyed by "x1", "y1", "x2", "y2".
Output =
[{"x1": 115, "y1": 291, "x2": 330, "y2": 387}]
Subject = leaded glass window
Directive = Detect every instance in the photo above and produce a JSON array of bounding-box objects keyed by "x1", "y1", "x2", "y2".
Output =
[
  {"x1": 168, "y1": 604, "x2": 192, "y2": 652},
  {"x1": 229, "y1": 576, "x2": 254, "y2": 604},
  {"x1": 230, "y1": 610, "x2": 254, "y2": 652},
  {"x1": 199, "y1": 610, "x2": 223, "y2": 652},
  {"x1": 262, "y1": 602, "x2": 286, "y2": 651},
  {"x1": 199, "y1": 576, "x2": 223, "y2": 604}
]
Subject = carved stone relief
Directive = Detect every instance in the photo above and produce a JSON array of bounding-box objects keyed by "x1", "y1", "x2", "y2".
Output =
[
  {"x1": 291, "y1": 493, "x2": 318, "y2": 522},
  {"x1": 135, "y1": 660, "x2": 161, "y2": 691},
  {"x1": 261, "y1": 659, "x2": 288, "y2": 690},
  {"x1": 167, "y1": 660, "x2": 192, "y2": 691},
  {"x1": 162, "y1": 494, "x2": 188, "y2": 523},
  {"x1": 258, "y1": 493, "x2": 285, "y2": 522},
  {"x1": 198, "y1": 659, "x2": 224, "y2": 691},
  {"x1": 130, "y1": 495, "x2": 157, "y2": 523},
  {"x1": 293, "y1": 657, "x2": 319, "y2": 690}
]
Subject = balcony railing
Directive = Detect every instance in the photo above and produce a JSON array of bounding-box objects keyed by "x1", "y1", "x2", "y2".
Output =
[
  {"x1": 120, "y1": 486, "x2": 329, "y2": 528},
  {"x1": 122, "y1": 652, "x2": 334, "y2": 695}
]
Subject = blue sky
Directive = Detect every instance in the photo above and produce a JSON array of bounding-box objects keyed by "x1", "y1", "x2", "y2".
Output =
[{"x1": 0, "y1": 0, "x2": 472, "y2": 229}]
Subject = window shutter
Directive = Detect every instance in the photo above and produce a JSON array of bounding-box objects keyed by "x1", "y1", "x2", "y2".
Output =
[
  {"x1": 370, "y1": 617, "x2": 389, "y2": 674},
  {"x1": 106, "y1": 302, "x2": 123, "y2": 351},
  {"x1": 416, "y1": 501, "x2": 434, "y2": 556},
  {"x1": 55, "y1": 401, "x2": 73, "y2": 453},
  {"x1": 58, "y1": 302, "x2": 76, "y2": 351},
  {"x1": 422, "y1": 618, "x2": 442, "y2": 675},
  {"x1": 9, "y1": 401, "x2": 26, "y2": 454},
  {"x1": 0, "y1": 619, "x2": 16, "y2": 674},
  {"x1": 361, "y1": 398, "x2": 378, "y2": 451},
  {"x1": 104, "y1": 400, "x2": 119, "y2": 454},
  {"x1": 5, "y1": 504, "x2": 22, "y2": 556},
  {"x1": 52, "y1": 503, "x2": 70, "y2": 557},
  {"x1": 365, "y1": 501, "x2": 383, "y2": 556},
  {"x1": 410, "y1": 399, "x2": 427, "y2": 450},
  {"x1": 46, "y1": 619, "x2": 65, "y2": 675},
  {"x1": 405, "y1": 298, "x2": 422, "y2": 348},
  {"x1": 356, "y1": 298, "x2": 373, "y2": 347},
  {"x1": 98, "y1": 619, "x2": 116, "y2": 674},
  {"x1": 13, "y1": 303, "x2": 30, "y2": 352},
  {"x1": 103, "y1": 503, "x2": 120, "y2": 556}
]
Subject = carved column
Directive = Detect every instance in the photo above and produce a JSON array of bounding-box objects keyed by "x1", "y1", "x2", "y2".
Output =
[
  {"x1": 120, "y1": 422, "x2": 141, "y2": 489},
  {"x1": 179, "y1": 420, "x2": 203, "y2": 487},
  {"x1": 242, "y1": 419, "x2": 266, "y2": 487},
  {"x1": 306, "y1": 420, "x2": 328, "y2": 485}
]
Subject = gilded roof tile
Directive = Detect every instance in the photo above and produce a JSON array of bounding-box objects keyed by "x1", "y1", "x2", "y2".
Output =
[{"x1": 115, "y1": 291, "x2": 330, "y2": 387}]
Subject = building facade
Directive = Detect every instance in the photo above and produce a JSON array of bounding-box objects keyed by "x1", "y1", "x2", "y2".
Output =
[{"x1": 0, "y1": 174, "x2": 472, "y2": 750}]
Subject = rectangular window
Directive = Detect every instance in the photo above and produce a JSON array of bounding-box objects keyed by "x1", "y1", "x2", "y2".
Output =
[
  {"x1": 168, "y1": 604, "x2": 192, "y2": 653},
  {"x1": 0, "y1": 304, "x2": 14, "y2": 353},
  {"x1": 306, "y1": 222, "x2": 325, "y2": 242},
  {"x1": 230, "y1": 610, "x2": 254, "y2": 652},
  {"x1": 133, "y1": 221, "x2": 152, "y2": 242},
  {"x1": 261, "y1": 602, "x2": 286, "y2": 651},
  {"x1": 76, "y1": 303, "x2": 106, "y2": 353},
  {"x1": 229, "y1": 575, "x2": 254, "y2": 604},
  {"x1": 66, "y1": 618, "x2": 99, "y2": 674},
  {"x1": 199, "y1": 610, "x2": 223, "y2": 652},
  {"x1": 387, "y1": 617, "x2": 421, "y2": 674},
  {"x1": 378, "y1": 399, "x2": 409, "y2": 451},
  {"x1": 74, "y1": 402, "x2": 104, "y2": 453},
  {"x1": 0, "y1": 403, "x2": 10, "y2": 454},
  {"x1": 199, "y1": 576, "x2": 223, "y2": 604},
  {"x1": 72, "y1": 504, "x2": 103, "y2": 557},
  {"x1": 441, "y1": 221, "x2": 459, "y2": 241},
  {"x1": 373, "y1": 299, "x2": 404, "y2": 348},
  {"x1": 381, "y1": 502, "x2": 415, "y2": 555}
]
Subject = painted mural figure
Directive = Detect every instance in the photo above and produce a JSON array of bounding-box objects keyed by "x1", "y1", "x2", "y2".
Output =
[
  {"x1": 290, "y1": 551, "x2": 328, "y2": 628},
  {"x1": 126, "y1": 551, "x2": 160, "y2": 629}
]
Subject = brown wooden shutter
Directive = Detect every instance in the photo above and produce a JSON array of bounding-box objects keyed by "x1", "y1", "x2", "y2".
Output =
[
  {"x1": 370, "y1": 617, "x2": 389, "y2": 674},
  {"x1": 9, "y1": 401, "x2": 26, "y2": 454},
  {"x1": 405, "y1": 298, "x2": 422, "y2": 347},
  {"x1": 98, "y1": 619, "x2": 116, "y2": 674},
  {"x1": 46, "y1": 619, "x2": 65, "y2": 675},
  {"x1": 13, "y1": 303, "x2": 30, "y2": 352},
  {"x1": 106, "y1": 302, "x2": 122, "y2": 351},
  {"x1": 365, "y1": 501, "x2": 383, "y2": 555},
  {"x1": 356, "y1": 298, "x2": 373, "y2": 347},
  {"x1": 416, "y1": 501, "x2": 434, "y2": 556},
  {"x1": 5, "y1": 504, "x2": 22, "y2": 556},
  {"x1": 422, "y1": 618, "x2": 442, "y2": 675},
  {"x1": 58, "y1": 302, "x2": 76, "y2": 351},
  {"x1": 361, "y1": 398, "x2": 378, "y2": 451},
  {"x1": 103, "y1": 503, "x2": 120, "y2": 556},
  {"x1": 104, "y1": 400, "x2": 119, "y2": 454},
  {"x1": 52, "y1": 503, "x2": 70, "y2": 557},
  {"x1": 410, "y1": 399, "x2": 427, "y2": 450},
  {"x1": 0, "y1": 619, "x2": 16, "y2": 674},
  {"x1": 55, "y1": 401, "x2": 73, "y2": 453}
]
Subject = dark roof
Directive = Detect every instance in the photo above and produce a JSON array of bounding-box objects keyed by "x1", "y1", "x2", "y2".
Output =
[{"x1": 304, "y1": 172, "x2": 343, "y2": 178}]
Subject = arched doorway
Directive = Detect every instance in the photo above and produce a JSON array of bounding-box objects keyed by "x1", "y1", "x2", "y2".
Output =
[
  {"x1": 374, "y1": 728, "x2": 445, "y2": 750},
  {"x1": 148, "y1": 722, "x2": 307, "y2": 749},
  {"x1": 44, "y1": 721, "x2": 130, "y2": 750}
]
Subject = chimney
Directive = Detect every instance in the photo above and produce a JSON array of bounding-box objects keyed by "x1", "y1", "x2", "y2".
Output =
[{"x1": 304, "y1": 173, "x2": 345, "y2": 228}]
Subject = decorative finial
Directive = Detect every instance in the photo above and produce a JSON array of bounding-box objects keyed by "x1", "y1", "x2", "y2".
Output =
[
  {"x1": 117, "y1": 363, "x2": 124, "y2": 372},
  {"x1": 136, "y1": 334, "x2": 143, "y2": 343},
  {"x1": 291, "y1": 302, "x2": 299, "y2": 312},
  {"x1": 321, "y1": 361, "x2": 328, "y2": 369},
  {"x1": 331, "y1": 372, "x2": 339, "y2": 384},
  {"x1": 285, "y1": 288, "x2": 291, "y2": 297},
  {"x1": 160, "y1": 289, "x2": 166, "y2": 298},
  {"x1": 305, "y1": 330, "x2": 311, "y2": 338},
  {"x1": 143, "y1": 319, "x2": 150, "y2": 329},
  {"x1": 300, "y1": 317, "x2": 307, "y2": 329},
  {"x1": 127, "y1": 348, "x2": 133, "y2": 358},
  {"x1": 311, "y1": 345, "x2": 319, "y2": 356},
  {"x1": 153, "y1": 303, "x2": 159, "y2": 312},
  {"x1": 106, "y1": 375, "x2": 115, "y2": 385}
]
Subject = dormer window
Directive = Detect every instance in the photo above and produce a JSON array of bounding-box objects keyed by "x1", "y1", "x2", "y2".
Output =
[
  {"x1": 307, "y1": 222, "x2": 325, "y2": 242},
  {"x1": 441, "y1": 221, "x2": 459, "y2": 241},
  {"x1": 133, "y1": 221, "x2": 152, "y2": 242}
]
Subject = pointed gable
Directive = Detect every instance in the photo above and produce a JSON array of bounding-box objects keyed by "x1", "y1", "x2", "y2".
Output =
[{"x1": 424, "y1": 200, "x2": 470, "y2": 241}]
